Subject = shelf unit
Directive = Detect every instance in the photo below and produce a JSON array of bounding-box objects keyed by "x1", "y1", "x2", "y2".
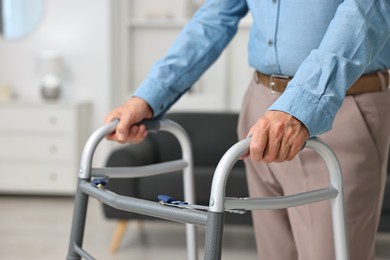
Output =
[{"x1": 0, "y1": 101, "x2": 91, "y2": 195}]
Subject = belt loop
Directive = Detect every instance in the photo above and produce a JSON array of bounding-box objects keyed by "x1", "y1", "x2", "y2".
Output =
[
  {"x1": 377, "y1": 71, "x2": 387, "y2": 90},
  {"x1": 387, "y1": 70, "x2": 390, "y2": 89},
  {"x1": 254, "y1": 71, "x2": 260, "y2": 84},
  {"x1": 269, "y1": 74, "x2": 276, "y2": 93}
]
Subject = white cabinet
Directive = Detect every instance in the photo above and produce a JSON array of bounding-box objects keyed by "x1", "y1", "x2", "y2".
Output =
[
  {"x1": 111, "y1": 0, "x2": 252, "y2": 112},
  {"x1": 0, "y1": 101, "x2": 91, "y2": 195}
]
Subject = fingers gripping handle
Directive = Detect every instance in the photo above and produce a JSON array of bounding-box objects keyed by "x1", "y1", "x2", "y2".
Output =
[{"x1": 78, "y1": 118, "x2": 161, "y2": 179}]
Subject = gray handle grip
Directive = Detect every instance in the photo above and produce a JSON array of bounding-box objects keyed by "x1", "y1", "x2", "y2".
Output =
[
  {"x1": 136, "y1": 119, "x2": 161, "y2": 133},
  {"x1": 105, "y1": 118, "x2": 161, "y2": 136}
]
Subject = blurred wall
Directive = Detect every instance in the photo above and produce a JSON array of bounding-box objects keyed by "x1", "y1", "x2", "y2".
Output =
[{"x1": 0, "y1": 0, "x2": 112, "y2": 164}]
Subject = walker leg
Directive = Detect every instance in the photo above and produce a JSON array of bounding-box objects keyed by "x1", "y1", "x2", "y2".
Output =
[
  {"x1": 67, "y1": 181, "x2": 90, "y2": 260},
  {"x1": 204, "y1": 212, "x2": 225, "y2": 260},
  {"x1": 186, "y1": 223, "x2": 198, "y2": 260},
  {"x1": 331, "y1": 195, "x2": 350, "y2": 260}
]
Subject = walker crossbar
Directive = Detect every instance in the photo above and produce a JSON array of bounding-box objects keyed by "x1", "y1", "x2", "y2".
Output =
[
  {"x1": 91, "y1": 159, "x2": 188, "y2": 178},
  {"x1": 224, "y1": 187, "x2": 338, "y2": 211},
  {"x1": 79, "y1": 181, "x2": 208, "y2": 226}
]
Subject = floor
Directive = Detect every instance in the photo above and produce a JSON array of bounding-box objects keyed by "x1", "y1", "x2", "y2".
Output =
[{"x1": 0, "y1": 195, "x2": 390, "y2": 260}]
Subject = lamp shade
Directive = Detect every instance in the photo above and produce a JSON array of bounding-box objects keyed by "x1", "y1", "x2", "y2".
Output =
[{"x1": 36, "y1": 50, "x2": 63, "y2": 77}]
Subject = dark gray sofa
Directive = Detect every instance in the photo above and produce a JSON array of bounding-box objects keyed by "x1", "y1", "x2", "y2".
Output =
[{"x1": 102, "y1": 112, "x2": 390, "y2": 232}]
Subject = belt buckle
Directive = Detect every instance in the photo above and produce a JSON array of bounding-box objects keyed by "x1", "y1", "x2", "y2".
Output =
[{"x1": 269, "y1": 74, "x2": 290, "y2": 94}]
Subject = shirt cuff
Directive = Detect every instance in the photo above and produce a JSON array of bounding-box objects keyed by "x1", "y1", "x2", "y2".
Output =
[
  {"x1": 133, "y1": 77, "x2": 176, "y2": 118},
  {"x1": 267, "y1": 86, "x2": 337, "y2": 137}
]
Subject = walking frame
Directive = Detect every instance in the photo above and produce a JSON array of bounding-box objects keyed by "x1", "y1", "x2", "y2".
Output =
[{"x1": 67, "y1": 118, "x2": 350, "y2": 260}]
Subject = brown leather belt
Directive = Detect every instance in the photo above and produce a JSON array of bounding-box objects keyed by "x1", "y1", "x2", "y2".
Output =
[{"x1": 255, "y1": 70, "x2": 390, "y2": 95}]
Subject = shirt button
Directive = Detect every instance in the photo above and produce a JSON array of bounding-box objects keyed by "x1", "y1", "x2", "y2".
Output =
[
  {"x1": 272, "y1": 0, "x2": 277, "y2": 3},
  {"x1": 267, "y1": 39, "x2": 273, "y2": 46}
]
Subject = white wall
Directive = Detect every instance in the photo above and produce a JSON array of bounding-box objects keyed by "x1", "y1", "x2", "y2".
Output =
[{"x1": 0, "y1": 0, "x2": 112, "y2": 164}]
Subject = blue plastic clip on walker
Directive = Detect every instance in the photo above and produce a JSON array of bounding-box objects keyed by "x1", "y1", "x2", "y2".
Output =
[{"x1": 158, "y1": 194, "x2": 188, "y2": 206}]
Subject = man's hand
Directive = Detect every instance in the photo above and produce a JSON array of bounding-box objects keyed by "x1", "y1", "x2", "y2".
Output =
[
  {"x1": 245, "y1": 111, "x2": 309, "y2": 163},
  {"x1": 104, "y1": 97, "x2": 153, "y2": 144}
]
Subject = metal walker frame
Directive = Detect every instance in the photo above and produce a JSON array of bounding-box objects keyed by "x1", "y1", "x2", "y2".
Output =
[{"x1": 67, "y1": 118, "x2": 349, "y2": 260}]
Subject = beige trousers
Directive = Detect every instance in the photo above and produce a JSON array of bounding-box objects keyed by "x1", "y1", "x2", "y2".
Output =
[{"x1": 237, "y1": 74, "x2": 390, "y2": 260}]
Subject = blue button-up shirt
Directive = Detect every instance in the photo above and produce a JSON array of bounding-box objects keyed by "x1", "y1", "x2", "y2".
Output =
[{"x1": 134, "y1": 0, "x2": 390, "y2": 136}]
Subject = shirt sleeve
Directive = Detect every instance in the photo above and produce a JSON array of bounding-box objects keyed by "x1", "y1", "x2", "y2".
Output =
[
  {"x1": 268, "y1": 0, "x2": 390, "y2": 137},
  {"x1": 134, "y1": 0, "x2": 248, "y2": 117}
]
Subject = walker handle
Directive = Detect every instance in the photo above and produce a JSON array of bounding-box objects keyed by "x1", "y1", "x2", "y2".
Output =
[
  {"x1": 208, "y1": 136, "x2": 343, "y2": 212},
  {"x1": 207, "y1": 136, "x2": 349, "y2": 260},
  {"x1": 78, "y1": 118, "x2": 162, "y2": 179},
  {"x1": 107, "y1": 118, "x2": 161, "y2": 135},
  {"x1": 138, "y1": 119, "x2": 161, "y2": 133}
]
